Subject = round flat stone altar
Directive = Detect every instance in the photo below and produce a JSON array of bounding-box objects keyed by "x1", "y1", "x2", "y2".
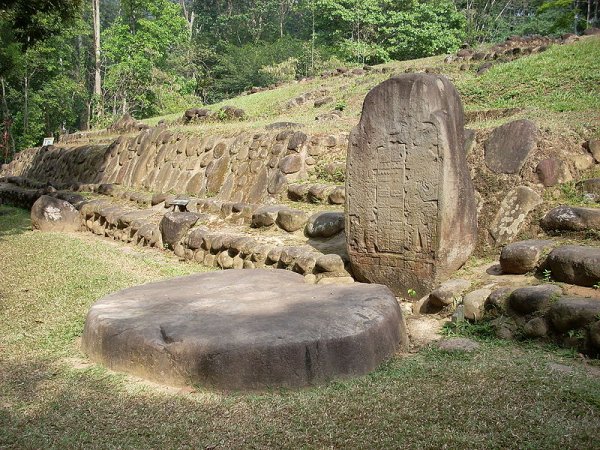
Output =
[{"x1": 82, "y1": 269, "x2": 407, "y2": 390}]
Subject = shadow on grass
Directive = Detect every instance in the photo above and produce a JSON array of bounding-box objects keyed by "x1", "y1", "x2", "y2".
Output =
[
  {"x1": 0, "y1": 205, "x2": 31, "y2": 237},
  {"x1": 2, "y1": 346, "x2": 600, "y2": 449}
]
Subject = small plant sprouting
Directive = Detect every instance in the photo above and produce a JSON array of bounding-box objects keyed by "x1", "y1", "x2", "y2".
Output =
[
  {"x1": 334, "y1": 100, "x2": 347, "y2": 111},
  {"x1": 407, "y1": 288, "x2": 417, "y2": 298},
  {"x1": 567, "y1": 329, "x2": 586, "y2": 340},
  {"x1": 542, "y1": 269, "x2": 553, "y2": 283}
]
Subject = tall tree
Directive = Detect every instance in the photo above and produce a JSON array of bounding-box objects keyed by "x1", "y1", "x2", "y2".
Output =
[{"x1": 92, "y1": 0, "x2": 102, "y2": 123}]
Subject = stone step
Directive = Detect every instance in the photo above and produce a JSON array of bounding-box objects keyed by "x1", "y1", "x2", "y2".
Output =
[
  {"x1": 82, "y1": 199, "x2": 351, "y2": 281},
  {"x1": 0, "y1": 181, "x2": 352, "y2": 283},
  {"x1": 541, "y1": 205, "x2": 600, "y2": 233},
  {"x1": 286, "y1": 182, "x2": 345, "y2": 205},
  {"x1": 499, "y1": 239, "x2": 600, "y2": 288}
]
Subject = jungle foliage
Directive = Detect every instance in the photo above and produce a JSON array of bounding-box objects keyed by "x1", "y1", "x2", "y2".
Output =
[{"x1": 0, "y1": 0, "x2": 598, "y2": 159}]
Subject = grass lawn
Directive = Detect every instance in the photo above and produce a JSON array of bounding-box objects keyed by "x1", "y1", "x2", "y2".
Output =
[{"x1": 1, "y1": 204, "x2": 600, "y2": 449}]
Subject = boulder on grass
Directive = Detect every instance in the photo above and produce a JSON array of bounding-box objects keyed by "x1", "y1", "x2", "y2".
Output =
[
  {"x1": 540, "y1": 205, "x2": 600, "y2": 232},
  {"x1": 31, "y1": 195, "x2": 81, "y2": 232},
  {"x1": 306, "y1": 212, "x2": 344, "y2": 238}
]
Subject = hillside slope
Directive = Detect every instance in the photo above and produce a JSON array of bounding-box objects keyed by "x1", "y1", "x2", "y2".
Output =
[{"x1": 143, "y1": 36, "x2": 600, "y2": 140}]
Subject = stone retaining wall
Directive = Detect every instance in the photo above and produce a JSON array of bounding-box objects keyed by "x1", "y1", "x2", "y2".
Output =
[{"x1": 1, "y1": 127, "x2": 348, "y2": 205}]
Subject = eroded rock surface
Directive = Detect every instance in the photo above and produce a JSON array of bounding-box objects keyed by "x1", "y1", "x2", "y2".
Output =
[
  {"x1": 484, "y1": 119, "x2": 537, "y2": 174},
  {"x1": 540, "y1": 205, "x2": 600, "y2": 232},
  {"x1": 546, "y1": 245, "x2": 600, "y2": 287},
  {"x1": 31, "y1": 195, "x2": 81, "y2": 232},
  {"x1": 346, "y1": 74, "x2": 477, "y2": 297},
  {"x1": 500, "y1": 239, "x2": 554, "y2": 274},
  {"x1": 82, "y1": 269, "x2": 407, "y2": 389}
]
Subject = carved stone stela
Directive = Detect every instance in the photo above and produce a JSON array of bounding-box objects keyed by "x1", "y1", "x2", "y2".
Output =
[{"x1": 346, "y1": 74, "x2": 477, "y2": 296}]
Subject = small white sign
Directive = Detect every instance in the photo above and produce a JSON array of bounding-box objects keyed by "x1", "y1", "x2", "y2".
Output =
[{"x1": 42, "y1": 137, "x2": 54, "y2": 146}]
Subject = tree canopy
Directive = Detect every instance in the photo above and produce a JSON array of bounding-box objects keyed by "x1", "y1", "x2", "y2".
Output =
[{"x1": 0, "y1": 0, "x2": 597, "y2": 160}]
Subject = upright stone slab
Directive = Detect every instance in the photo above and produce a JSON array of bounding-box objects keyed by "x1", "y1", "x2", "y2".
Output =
[{"x1": 346, "y1": 74, "x2": 477, "y2": 297}]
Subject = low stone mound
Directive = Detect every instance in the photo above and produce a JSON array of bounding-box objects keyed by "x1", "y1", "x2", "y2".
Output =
[
  {"x1": 82, "y1": 269, "x2": 407, "y2": 389},
  {"x1": 109, "y1": 113, "x2": 149, "y2": 133}
]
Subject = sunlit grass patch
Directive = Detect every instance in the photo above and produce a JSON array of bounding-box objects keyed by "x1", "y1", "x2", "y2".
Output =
[{"x1": 1, "y1": 205, "x2": 600, "y2": 448}]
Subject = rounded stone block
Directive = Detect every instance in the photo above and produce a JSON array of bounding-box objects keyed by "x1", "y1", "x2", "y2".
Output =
[
  {"x1": 484, "y1": 119, "x2": 537, "y2": 174},
  {"x1": 346, "y1": 74, "x2": 477, "y2": 297},
  {"x1": 31, "y1": 195, "x2": 81, "y2": 232},
  {"x1": 82, "y1": 269, "x2": 407, "y2": 390}
]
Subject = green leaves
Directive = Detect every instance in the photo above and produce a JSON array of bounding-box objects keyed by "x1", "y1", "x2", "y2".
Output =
[
  {"x1": 313, "y1": 0, "x2": 465, "y2": 63},
  {"x1": 101, "y1": 0, "x2": 191, "y2": 117}
]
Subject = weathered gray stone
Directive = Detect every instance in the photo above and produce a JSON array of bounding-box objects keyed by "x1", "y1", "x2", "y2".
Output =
[
  {"x1": 81, "y1": 269, "x2": 407, "y2": 389},
  {"x1": 484, "y1": 287, "x2": 514, "y2": 315},
  {"x1": 267, "y1": 171, "x2": 288, "y2": 195},
  {"x1": 546, "y1": 245, "x2": 600, "y2": 287},
  {"x1": 463, "y1": 288, "x2": 492, "y2": 321},
  {"x1": 540, "y1": 205, "x2": 600, "y2": 232},
  {"x1": 287, "y1": 183, "x2": 310, "y2": 201},
  {"x1": 438, "y1": 338, "x2": 480, "y2": 352},
  {"x1": 548, "y1": 296, "x2": 600, "y2": 332},
  {"x1": 31, "y1": 195, "x2": 81, "y2": 232},
  {"x1": 508, "y1": 284, "x2": 562, "y2": 315},
  {"x1": 574, "y1": 153, "x2": 594, "y2": 171},
  {"x1": 500, "y1": 239, "x2": 554, "y2": 274},
  {"x1": 328, "y1": 186, "x2": 346, "y2": 205},
  {"x1": 217, "y1": 251, "x2": 234, "y2": 269},
  {"x1": 315, "y1": 254, "x2": 346, "y2": 273},
  {"x1": 536, "y1": 158, "x2": 560, "y2": 187},
  {"x1": 294, "y1": 253, "x2": 318, "y2": 274},
  {"x1": 276, "y1": 209, "x2": 308, "y2": 232},
  {"x1": 306, "y1": 211, "x2": 345, "y2": 238},
  {"x1": 205, "y1": 156, "x2": 230, "y2": 195},
  {"x1": 489, "y1": 186, "x2": 542, "y2": 245},
  {"x1": 287, "y1": 131, "x2": 307, "y2": 150},
  {"x1": 346, "y1": 74, "x2": 477, "y2": 297},
  {"x1": 429, "y1": 279, "x2": 471, "y2": 306},
  {"x1": 491, "y1": 316, "x2": 517, "y2": 340},
  {"x1": 484, "y1": 119, "x2": 537, "y2": 174},
  {"x1": 251, "y1": 205, "x2": 288, "y2": 228},
  {"x1": 159, "y1": 211, "x2": 199, "y2": 249},
  {"x1": 279, "y1": 154, "x2": 303, "y2": 174},
  {"x1": 523, "y1": 317, "x2": 549, "y2": 337}
]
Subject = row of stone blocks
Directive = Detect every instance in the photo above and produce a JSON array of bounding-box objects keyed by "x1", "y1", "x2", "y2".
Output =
[
  {"x1": 1, "y1": 176, "x2": 346, "y2": 239},
  {"x1": 80, "y1": 200, "x2": 350, "y2": 280},
  {"x1": 96, "y1": 183, "x2": 346, "y2": 237},
  {"x1": 0, "y1": 180, "x2": 350, "y2": 280}
]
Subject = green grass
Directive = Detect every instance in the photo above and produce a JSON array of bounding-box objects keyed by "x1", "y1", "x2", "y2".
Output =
[
  {"x1": 139, "y1": 37, "x2": 600, "y2": 142},
  {"x1": 1, "y1": 205, "x2": 600, "y2": 449},
  {"x1": 457, "y1": 38, "x2": 600, "y2": 113}
]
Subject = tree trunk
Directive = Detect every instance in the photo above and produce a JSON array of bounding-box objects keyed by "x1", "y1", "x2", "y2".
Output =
[
  {"x1": 311, "y1": 0, "x2": 315, "y2": 76},
  {"x1": 92, "y1": 0, "x2": 102, "y2": 117},
  {"x1": 0, "y1": 76, "x2": 14, "y2": 160},
  {"x1": 23, "y1": 74, "x2": 29, "y2": 135}
]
